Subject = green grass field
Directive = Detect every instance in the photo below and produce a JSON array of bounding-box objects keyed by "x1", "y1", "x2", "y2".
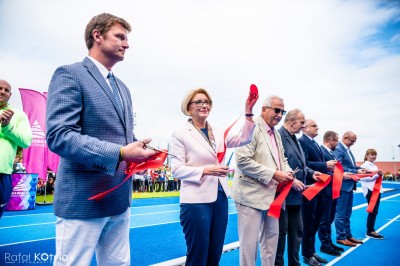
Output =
[
  {"x1": 35, "y1": 191, "x2": 181, "y2": 203},
  {"x1": 35, "y1": 179, "x2": 234, "y2": 203}
]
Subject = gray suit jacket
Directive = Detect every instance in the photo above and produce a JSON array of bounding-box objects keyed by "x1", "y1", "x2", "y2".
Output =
[
  {"x1": 46, "y1": 57, "x2": 135, "y2": 219},
  {"x1": 231, "y1": 116, "x2": 292, "y2": 211},
  {"x1": 278, "y1": 126, "x2": 313, "y2": 205}
]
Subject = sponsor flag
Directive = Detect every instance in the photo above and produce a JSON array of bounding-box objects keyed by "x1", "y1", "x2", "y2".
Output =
[
  {"x1": 43, "y1": 92, "x2": 60, "y2": 173},
  {"x1": 19, "y1": 89, "x2": 48, "y2": 181}
]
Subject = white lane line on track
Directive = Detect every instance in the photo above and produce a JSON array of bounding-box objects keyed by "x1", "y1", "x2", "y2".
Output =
[
  {"x1": 326, "y1": 213, "x2": 400, "y2": 266},
  {"x1": 352, "y1": 193, "x2": 400, "y2": 211},
  {"x1": 2, "y1": 194, "x2": 399, "y2": 247},
  {"x1": 150, "y1": 241, "x2": 240, "y2": 266},
  {"x1": 0, "y1": 211, "x2": 240, "y2": 247}
]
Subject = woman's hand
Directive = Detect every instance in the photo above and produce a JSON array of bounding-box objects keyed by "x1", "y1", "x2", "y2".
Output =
[
  {"x1": 203, "y1": 166, "x2": 229, "y2": 177},
  {"x1": 245, "y1": 90, "x2": 259, "y2": 114}
]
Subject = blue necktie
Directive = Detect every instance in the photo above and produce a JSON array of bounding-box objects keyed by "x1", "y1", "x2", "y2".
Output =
[{"x1": 107, "y1": 72, "x2": 123, "y2": 115}]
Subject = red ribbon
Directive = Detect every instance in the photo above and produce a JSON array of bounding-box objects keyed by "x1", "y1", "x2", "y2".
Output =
[
  {"x1": 332, "y1": 162, "x2": 344, "y2": 199},
  {"x1": 268, "y1": 180, "x2": 293, "y2": 219},
  {"x1": 88, "y1": 151, "x2": 168, "y2": 201},
  {"x1": 217, "y1": 84, "x2": 259, "y2": 163},
  {"x1": 302, "y1": 174, "x2": 332, "y2": 201},
  {"x1": 217, "y1": 113, "x2": 243, "y2": 163},
  {"x1": 366, "y1": 174, "x2": 382, "y2": 213}
]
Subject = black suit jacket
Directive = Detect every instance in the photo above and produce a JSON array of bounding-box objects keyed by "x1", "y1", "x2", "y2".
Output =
[
  {"x1": 320, "y1": 145, "x2": 336, "y2": 196},
  {"x1": 278, "y1": 127, "x2": 314, "y2": 205},
  {"x1": 298, "y1": 135, "x2": 328, "y2": 185}
]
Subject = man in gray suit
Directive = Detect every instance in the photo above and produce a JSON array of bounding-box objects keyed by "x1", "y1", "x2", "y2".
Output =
[
  {"x1": 275, "y1": 109, "x2": 319, "y2": 266},
  {"x1": 46, "y1": 13, "x2": 157, "y2": 265},
  {"x1": 231, "y1": 95, "x2": 293, "y2": 266}
]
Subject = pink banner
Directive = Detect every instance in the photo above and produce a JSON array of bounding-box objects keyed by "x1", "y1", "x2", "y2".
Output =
[
  {"x1": 43, "y1": 92, "x2": 60, "y2": 173},
  {"x1": 19, "y1": 89, "x2": 48, "y2": 181}
]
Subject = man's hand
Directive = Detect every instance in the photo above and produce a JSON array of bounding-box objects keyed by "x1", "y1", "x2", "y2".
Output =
[
  {"x1": 273, "y1": 170, "x2": 294, "y2": 183},
  {"x1": 326, "y1": 160, "x2": 337, "y2": 170},
  {"x1": 343, "y1": 172, "x2": 351, "y2": 180},
  {"x1": 0, "y1": 109, "x2": 14, "y2": 126},
  {"x1": 357, "y1": 169, "x2": 366, "y2": 174},
  {"x1": 312, "y1": 171, "x2": 323, "y2": 182},
  {"x1": 122, "y1": 138, "x2": 158, "y2": 164},
  {"x1": 292, "y1": 179, "x2": 306, "y2": 191}
]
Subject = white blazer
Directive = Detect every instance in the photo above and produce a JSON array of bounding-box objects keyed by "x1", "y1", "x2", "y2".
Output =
[{"x1": 171, "y1": 119, "x2": 255, "y2": 203}]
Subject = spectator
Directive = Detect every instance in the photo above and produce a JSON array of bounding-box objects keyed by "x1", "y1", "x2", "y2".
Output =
[
  {"x1": 1, "y1": 79, "x2": 32, "y2": 218},
  {"x1": 46, "y1": 176, "x2": 55, "y2": 195},
  {"x1": 13, "y1": 155, "x2": 26, "y2": 173}
]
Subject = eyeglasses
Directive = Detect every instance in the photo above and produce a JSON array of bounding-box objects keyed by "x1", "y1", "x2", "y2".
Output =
[
  {"x1": 346, "y1": 137, "x2": 357, "y2": 143},
  {"x1": 306, "y1": 124, "x2": 318, "y2": 128},
  {"x1": 265, "y1": 106, "x2": 286, "y2": 115},
  {"x1": 189, "y1": 100, "x2": 212, "y2": 107}
]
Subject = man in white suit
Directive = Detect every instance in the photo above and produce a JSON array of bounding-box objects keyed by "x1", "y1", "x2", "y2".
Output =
[{"x1": 231, "y1": 95, "x2": 293, "y2": 266}]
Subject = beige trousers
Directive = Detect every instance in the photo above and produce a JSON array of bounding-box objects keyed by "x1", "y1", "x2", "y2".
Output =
[{"x1": 236, "y1": 203, "x2": 279, "y2": 266}]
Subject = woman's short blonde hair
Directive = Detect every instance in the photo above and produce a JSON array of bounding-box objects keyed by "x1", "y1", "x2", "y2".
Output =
[{"x1": 181, "y1": 88, "x2": 213, "y2": 116}]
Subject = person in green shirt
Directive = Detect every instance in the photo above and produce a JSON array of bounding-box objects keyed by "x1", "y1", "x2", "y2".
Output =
[{"x1": 0, "y1": 79, "x2": 32, "y2": 217}]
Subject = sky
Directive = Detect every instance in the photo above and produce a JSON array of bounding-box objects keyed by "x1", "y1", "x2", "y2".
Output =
[{"x1": 1, "y1": 0, "x2": 400, "y2": 164}]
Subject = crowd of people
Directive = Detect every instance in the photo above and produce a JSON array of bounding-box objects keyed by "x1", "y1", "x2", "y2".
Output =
[
  {"x1": 1, "y1": 12, "x2": 391, "y2": 266},
  {"x1": 132, "y1": 165, "x2": 181, "y2": 193}
]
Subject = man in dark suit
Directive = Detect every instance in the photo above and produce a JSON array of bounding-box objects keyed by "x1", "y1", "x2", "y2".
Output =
[
  {"x1": 333, "y1": 131, "x2": 365, "y2": 247},
  {"x1": 299, "y1": 119, "x2": 336, "y2": 266},
  {"x1": 275, "y1": 109, "x2": 318, "y2": 266},
  {"x1": 46, "y1": 13, "x2": 157, "y2": 265},
  {"x1": 318, "y1": 131, "x2": 344, "y2": 256}
]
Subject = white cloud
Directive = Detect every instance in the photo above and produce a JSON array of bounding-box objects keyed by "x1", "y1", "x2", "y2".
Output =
[{"x1": 1, "y1": 0, "x2": 399, "y2": 162}]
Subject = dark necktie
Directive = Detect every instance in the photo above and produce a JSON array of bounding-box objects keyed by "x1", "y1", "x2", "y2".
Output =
[
  {"x1": 107, "y1": 72, "x2": 123, "y2": 115},
  {"x1": 290, "y1": 134, "x2": 300, "y2": 150}
]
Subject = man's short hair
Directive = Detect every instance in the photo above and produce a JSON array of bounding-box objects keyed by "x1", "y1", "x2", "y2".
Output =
[
  {"x1": 85, "y1": 13, "x2": 132, "y2": 49},
  {"x1": 323, "y1": 131, "x2": 338, "y2": 142}
]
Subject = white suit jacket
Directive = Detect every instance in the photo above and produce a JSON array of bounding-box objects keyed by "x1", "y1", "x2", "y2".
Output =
[
  {"x1": 171, "y1": 119, "x2": 255, "y2": 203},
  {"x1": 231, "y1": 116, "x2": 292, "y2": 211}
]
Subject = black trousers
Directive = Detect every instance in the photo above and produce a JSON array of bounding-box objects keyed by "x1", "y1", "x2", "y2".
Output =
[
  {"x1": 0, "y1": 173, "x2": 12, "y2": 218},
  {"x1": 366, "y1": 190, "x2": 381, "y2": 233},
  {"x1": 275, "y1": 205, "x2": 303, "y2": 266},
  {"x1": 318, "y1": 195, "x2": 337, "y2": 249},
  {"x1": 301, "y1": 194, "x2": 324, "y2": 258}
]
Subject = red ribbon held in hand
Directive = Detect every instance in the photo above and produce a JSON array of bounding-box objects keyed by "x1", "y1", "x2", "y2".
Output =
[
  {"x1": 268, "y1": 180, "x2": 293, "y2": 219},
  {"x1": 332, "y1": 162, "x2": 344, "y2": 199},
  {"x1": 217, "y1": 84, "x2": 259, "y2": 163},
  {"x1": 302, "y1": 173, "x2": 332, "y2": 201},
  {"x1": 88, "y1": 151, "x2": 168, "y2": 201},
  {"x1": 366, "y1": 174, "x2": 382, "y2": 213}
]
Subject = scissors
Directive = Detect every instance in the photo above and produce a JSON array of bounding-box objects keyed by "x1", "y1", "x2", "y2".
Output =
[{"x1": 141, "y1": 142, "x2": 178, "y2": 158}]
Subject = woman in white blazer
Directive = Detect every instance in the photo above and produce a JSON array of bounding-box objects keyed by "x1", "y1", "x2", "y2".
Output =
[
  {"x1": 171, "y1": 88, "x2": 258, "y2": 266},
  {"x1": 360, "y1": 149, "x2": 384, "y2": 240}
]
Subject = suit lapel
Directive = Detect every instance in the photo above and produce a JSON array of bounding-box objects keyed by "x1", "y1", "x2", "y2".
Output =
[
  {"x1": 82, "y1": 57, "x2": 126, "y2": 128},
  {"x1": 282, "y1": 129, "x2": 304, "y2": 165},
  {"x1": 256, "y1": 117, "x2": 279, "y2": 169},
  {"x1": 186, "y1": 122, "x2": 217, "y2": 158}
]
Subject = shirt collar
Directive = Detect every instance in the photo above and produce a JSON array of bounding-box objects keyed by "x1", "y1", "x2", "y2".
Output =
[
  {"x1": 304, "y1": 134, "x2": 314, "y2": 141},
  {"x1": 340, "y1": 141, "x2": 350, "y2": 151},
  {"x1": 322, "y1": 144, "x2": 333, "y2": 153},
  {"x1": 87, "y1": 56, "x2": 110, "y2": 80}
]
